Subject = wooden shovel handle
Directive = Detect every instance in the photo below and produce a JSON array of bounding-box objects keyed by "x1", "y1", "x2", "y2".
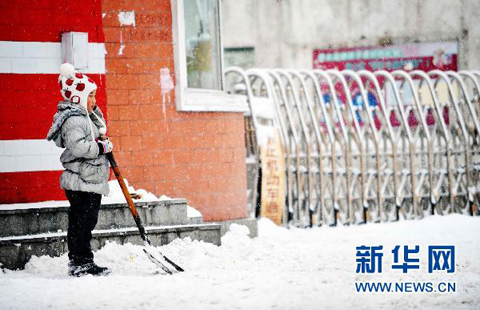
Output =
[{"x1": 106, "y1": 152, "x2": 148, "y2": 242}]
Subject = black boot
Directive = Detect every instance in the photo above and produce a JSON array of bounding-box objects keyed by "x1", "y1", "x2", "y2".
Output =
[{"x1": 68, "y1": 261, "x2": 111, "y2": 277}]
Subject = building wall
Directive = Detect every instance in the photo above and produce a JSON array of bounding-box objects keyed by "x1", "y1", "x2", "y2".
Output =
[
  {"x1": 101, "y1": 0, "x2": 247, "y2": 222},
  {"x1": 0, "y1": 0, "x2": 248, "y2": 222},
  {"x1": 222, "y1": 0, "x2": 480, "y2": 70}
]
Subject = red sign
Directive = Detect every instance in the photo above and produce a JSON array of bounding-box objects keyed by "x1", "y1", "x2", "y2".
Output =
[{"x1": 313, "y1": 42, "x2": 458, "y2": 72}]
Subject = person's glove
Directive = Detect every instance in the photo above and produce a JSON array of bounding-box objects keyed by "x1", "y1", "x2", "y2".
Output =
[{"x1": 97, "y1": 139, "x2": 113, "y2": 154}]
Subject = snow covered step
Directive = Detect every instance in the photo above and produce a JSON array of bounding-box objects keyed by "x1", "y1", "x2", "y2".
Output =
[
  {"x1": 187, "y1": 205, "x2": 203, "y2": 224},
  {"x1": 0, "y1": 199, "x2": 189, "y2": 238},
  {"x1": 0, "y1": 223, "x2": 221, "y2": 270}
]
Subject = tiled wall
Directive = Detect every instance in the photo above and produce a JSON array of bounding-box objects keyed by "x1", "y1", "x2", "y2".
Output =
[{"x1": 102, "y1": 0, "x2": 248, "y2": 221}]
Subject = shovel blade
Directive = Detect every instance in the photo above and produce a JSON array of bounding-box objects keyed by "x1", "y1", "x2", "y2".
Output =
[{"x1": 143, "y1": 248, "x2": 173, "y2": 275}]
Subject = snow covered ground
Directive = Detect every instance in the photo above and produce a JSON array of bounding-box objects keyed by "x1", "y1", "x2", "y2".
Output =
[{"x1": 1, "y1": 215, "x2": 479, "y2": 310}]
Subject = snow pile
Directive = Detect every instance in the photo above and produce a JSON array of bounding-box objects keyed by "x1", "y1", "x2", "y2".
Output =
[
  {"x1": 256, "y1": 217, "x2": 290, "y2": 238},
  {"x1": 0, "y1": 180, "x2": 160, "y2": 210},
  {"x1": 124, "y1": 190, "x2": 201, "y2": 219},
  {"x1": 187, "y1": 205, "x2": 202, "y2": 218},
  {"x1": 159, "y1": 195, "x2": 172, "y2": 201},
  {"x1": 1, "y1": 215, "x2": 479, "y2": 310},
  {"x1": 104, "y1": 180, "x2": 163, "y2": 203},
  {"x1": 221, "y1": 224, "x2": 251, "y2": 250}
]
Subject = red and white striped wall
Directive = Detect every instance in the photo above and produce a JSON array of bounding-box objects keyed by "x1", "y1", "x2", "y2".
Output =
[{"x1": 0, "y1": 1, "x2": 107, "y2": 204}]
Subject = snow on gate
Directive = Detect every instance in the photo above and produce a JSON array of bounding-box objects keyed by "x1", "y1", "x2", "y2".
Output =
[{"x1": 225, "y1": 68, "x2": 480, "y2": 227}]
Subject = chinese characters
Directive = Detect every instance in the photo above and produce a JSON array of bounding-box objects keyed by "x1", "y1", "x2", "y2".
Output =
[{"x1": 355, "y1": 245, "x2": 455, "y2": 274}]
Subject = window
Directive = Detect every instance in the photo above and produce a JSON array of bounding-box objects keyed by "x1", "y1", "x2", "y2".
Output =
[
  {"x1": 172, "y1": 0, "x2": 247, "y2": 112},
  {"x1": 184, "y1": 0, "x2": 221, "y2": 89}
]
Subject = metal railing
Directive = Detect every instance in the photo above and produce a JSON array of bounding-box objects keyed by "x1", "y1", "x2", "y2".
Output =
[{"x1": 225, "y1": 68, "x2": 480, "y2": 226}]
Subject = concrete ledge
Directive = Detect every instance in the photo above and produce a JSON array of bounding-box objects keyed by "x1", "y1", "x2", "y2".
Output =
[
  {"x1": 0, "y1": 199, "x2": 188, "y2": 214},
  {"x1": 0, "y1": 223, "x2": 221, "y2": 270},
  {"x1": 0, "y1": 199, "x2": 189, "y2": 237},
  {"x1": 188, "y1": 216, "x2": 203, "y2": 225}
]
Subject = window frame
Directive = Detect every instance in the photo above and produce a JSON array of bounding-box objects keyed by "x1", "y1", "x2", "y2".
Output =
[{"x1": 171, "y1": 0, "x2": 248, "y2": 112}]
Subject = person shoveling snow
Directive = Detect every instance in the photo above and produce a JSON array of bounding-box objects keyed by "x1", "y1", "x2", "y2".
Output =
[
  {"x1": 47, "y1": 63, "x2": 113, "y2": 277},
  {"x1": 47, "y1": 63, "x2": 183, "y2": 277}
]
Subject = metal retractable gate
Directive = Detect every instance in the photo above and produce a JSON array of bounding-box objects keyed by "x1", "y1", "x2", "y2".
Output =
[{"x1": 225, "y1": 68, "x2": 480, "y2": 226}]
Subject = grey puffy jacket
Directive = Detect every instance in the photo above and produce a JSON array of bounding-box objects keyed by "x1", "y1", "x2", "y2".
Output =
[{"x1": 47, "y1": 101, "x2": 110, "y2": 195}]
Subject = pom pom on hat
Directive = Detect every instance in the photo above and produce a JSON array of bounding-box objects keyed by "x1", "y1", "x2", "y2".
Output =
[
  {"x1": 59, "y1": 62, "x2": 75, "y2": 78},
  {"x1": 58, "y1": 63, "x2": 97, "y2": 110},
  {"x1": 98, "y1": 127, "x2": 107, "y2": 135}
]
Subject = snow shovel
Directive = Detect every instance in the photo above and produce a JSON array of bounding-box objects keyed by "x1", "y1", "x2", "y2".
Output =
[{"x1": 106, "y1": 151, "x2": 184, "y2": 274}]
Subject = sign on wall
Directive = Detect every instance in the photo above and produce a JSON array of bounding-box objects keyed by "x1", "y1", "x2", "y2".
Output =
[
  {"x1": 313, "y1": 41, "x2": 458, "y2": 72},
  {"x1": 259, "y1": 129, "x2": 286, "y2": 225}
]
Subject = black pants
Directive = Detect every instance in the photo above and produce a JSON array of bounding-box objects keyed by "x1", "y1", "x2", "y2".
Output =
[{"x1": 65, "y1": 190, "x2": 101, "y2": 265}]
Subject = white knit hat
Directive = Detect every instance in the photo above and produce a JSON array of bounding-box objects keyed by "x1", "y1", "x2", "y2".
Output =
[
  {"x1": 58, "y1": 63, "x2": 108, "y2": 139},
  {"x1": 58, "y1": 63, "x2": 97, "y2": 111}
]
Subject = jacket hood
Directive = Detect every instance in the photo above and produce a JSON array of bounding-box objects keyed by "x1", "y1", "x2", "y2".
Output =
[{"x1": 46, "y1": 101, "x2": 87, "y2": 145}]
